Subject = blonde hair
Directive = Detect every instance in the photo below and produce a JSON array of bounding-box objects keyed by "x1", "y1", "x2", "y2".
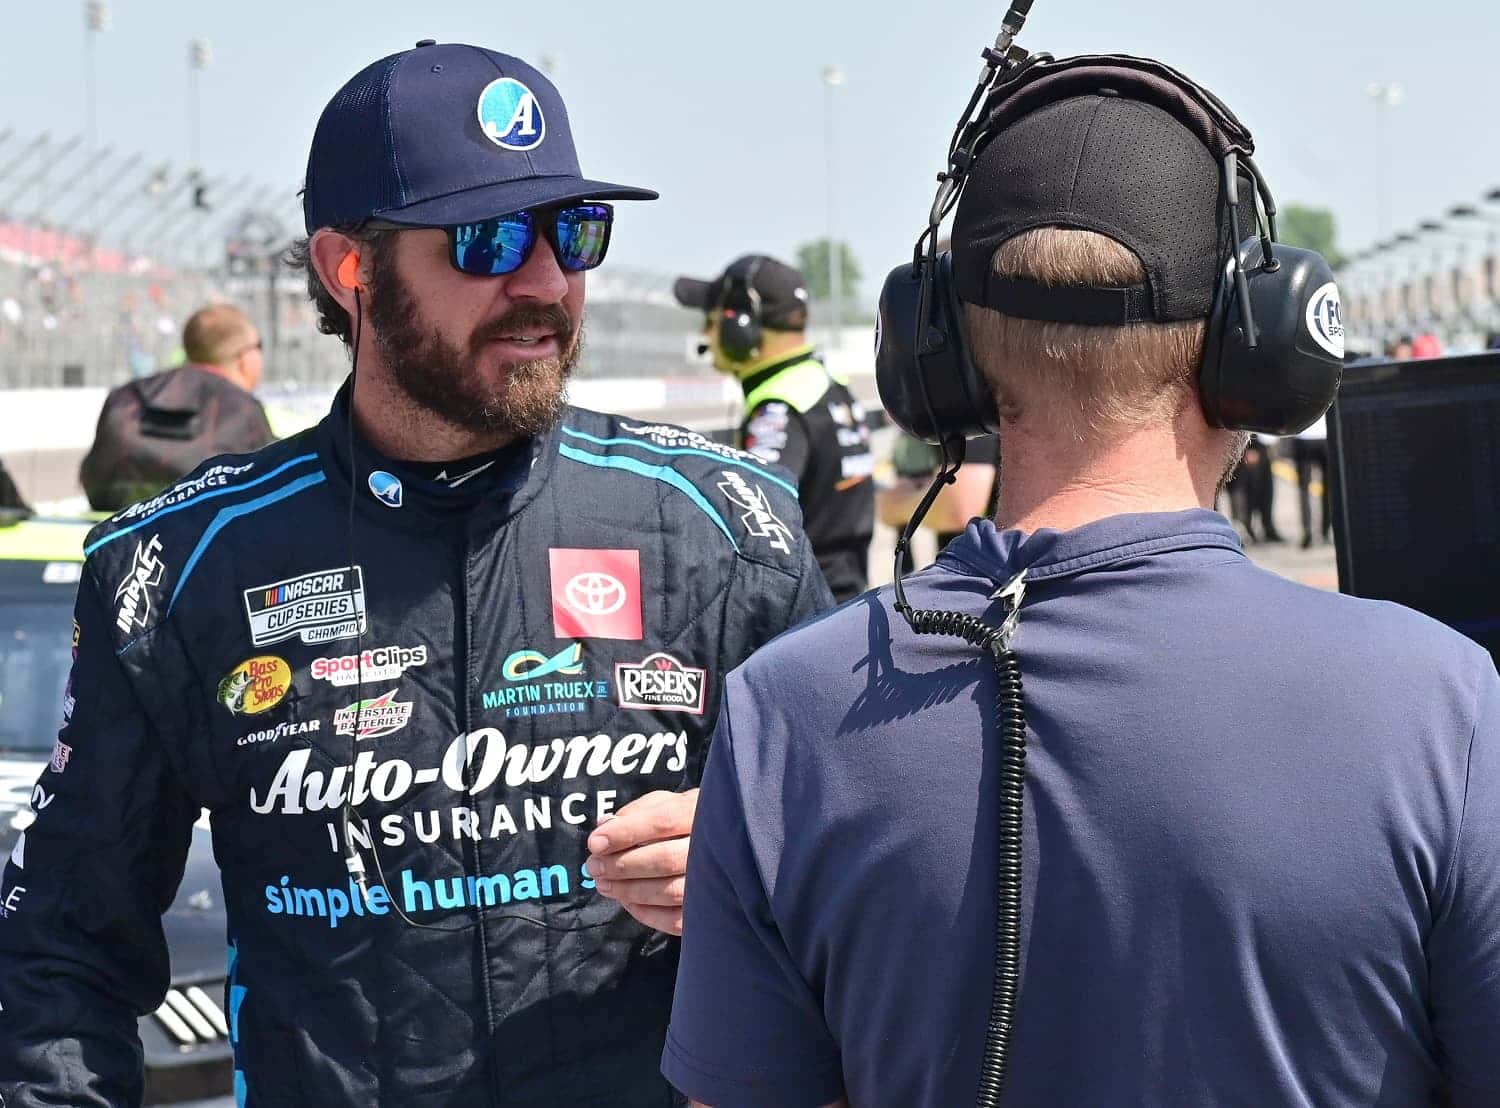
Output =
[
  {"x1": 963, "y1": 228, "x2": 1206, "y2": 436},
  {"x1": 183, "y1": 303, "x2": 256, "y2": 366}
]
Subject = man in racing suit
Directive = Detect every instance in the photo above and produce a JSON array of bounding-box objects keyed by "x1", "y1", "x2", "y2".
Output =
[
  {"x1": 675, "y1": 256, "x2": 875, "y2": 602},
  {"x1": 0, "y1": 41, "x2": 831, "y2": 1108}
]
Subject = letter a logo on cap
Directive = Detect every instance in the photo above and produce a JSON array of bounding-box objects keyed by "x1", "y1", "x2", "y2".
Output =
[{"x1": 478, "y1": 77, "x2": 546, "y2": 152}]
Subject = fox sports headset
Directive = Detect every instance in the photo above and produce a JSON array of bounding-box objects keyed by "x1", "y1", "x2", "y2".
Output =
[
  {"x1": 868, "y1": 7, "x2": 1344, "y2": 1106},
  {"x1": 715, "y1": 256, "x2": 766, "y2": 362},
  {"x1": 874, "y1": 48, "x2": 1344, "y2": 446}
]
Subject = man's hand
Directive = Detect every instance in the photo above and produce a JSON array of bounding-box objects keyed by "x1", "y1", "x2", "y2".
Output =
[{"x1": 586, "y1": 789, "x2": 698, "y2": 936}]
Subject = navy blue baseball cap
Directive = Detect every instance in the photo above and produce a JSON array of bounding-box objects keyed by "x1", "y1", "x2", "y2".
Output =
[{"x1": 302, "y1": 41, "x2": 657, "y2": 234}]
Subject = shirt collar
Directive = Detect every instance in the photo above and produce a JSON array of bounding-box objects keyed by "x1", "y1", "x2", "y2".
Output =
[{"x1": 938, "y1": 508, "x2": 1244, "y2": 585}]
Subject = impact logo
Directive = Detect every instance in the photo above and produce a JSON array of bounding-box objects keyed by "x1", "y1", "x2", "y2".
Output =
[
  {"x1": 217, "y1": 656, "x2": 292, "y2": 716},
  {"x1": 368, "y1": 470, "x2": 403, "y2": 509},
  {"x1": 334, "y1": 689, "x2": 413, "y2": 741},
  {"x1": 717, "y1": 471, "x2": 792, "y2": 554},
  {"x1": 114, "y1": 534, "x2": 165, "y2": 636},
  {"x1": 1305, "y1": 282, "x2": 1345, "y2": 359},
  {"x1": 477, "y1": 77, "x2": 546, "y2": 152},
  {"x1": 616, "y1": 653, "x2": 706, "y2": 715},
  {"x1": 243, "y1": 566, "x2": 367, "y2": 648}
]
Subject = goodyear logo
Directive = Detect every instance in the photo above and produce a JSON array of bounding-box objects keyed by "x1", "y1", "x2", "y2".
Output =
[{"x1": 218, "y1": 656, "x2": 293, "y2": 716}]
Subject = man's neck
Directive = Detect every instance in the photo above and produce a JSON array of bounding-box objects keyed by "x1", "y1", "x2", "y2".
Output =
[
  {"x1": 996, "y1": 409, "x2": 1231, "y2": 534},
  {"x1": 190, "y1": 361, "x2": 245, "y2": 390},
  {"x1": 350, "y1": 365, "x2": 517, "y2": 462}
]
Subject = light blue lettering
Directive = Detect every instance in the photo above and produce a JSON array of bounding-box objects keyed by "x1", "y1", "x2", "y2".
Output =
[{"x1": 403, "y1": 869, "x2": 433, "y2": 913}]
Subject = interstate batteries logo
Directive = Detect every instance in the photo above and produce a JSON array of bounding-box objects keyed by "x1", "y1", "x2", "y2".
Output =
[
  {"x1": 311, "y1": 644, "x2": 428, "y2": 688},
  {"x1": 615, "y1": 653, "x2": 706, "y2": 715},
  {"x1": 217, "y1": 656, "x2": 292, "y2": 716},
  {"x1": 333, "y1": 689, "x2": 413, "y2": 741},
  {"x1": 243, "y1": 566, "x2": 367, "y2": 647}
]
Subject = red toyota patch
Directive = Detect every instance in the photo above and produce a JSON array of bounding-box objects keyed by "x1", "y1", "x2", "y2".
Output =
[{"x1": 549, "y1": 549, "x2": 643, "y2": 640}]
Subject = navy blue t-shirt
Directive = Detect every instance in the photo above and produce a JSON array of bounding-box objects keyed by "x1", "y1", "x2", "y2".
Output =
[{"x1": 664, "y1": 509, "x2": 1500, "y2": 1107}]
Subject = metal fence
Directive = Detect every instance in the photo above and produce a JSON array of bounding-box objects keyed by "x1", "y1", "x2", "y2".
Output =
[
  {"x1": 0, "y1": 127, "x2": 711, "y2": 392},
  {"x1": 1336, "y1": 189, "x2": 1500, "y2": 353}
]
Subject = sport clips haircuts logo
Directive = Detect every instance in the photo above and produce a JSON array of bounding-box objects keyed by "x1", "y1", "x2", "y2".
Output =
[
  {"x1": 615, "y1": 653, "x2": 706, "y2": 715},
  {"x1": 114, "y1": 534, "x2": 165, "y2": 636},
  {"x1": 243, "y1": 566, "x2": 367, "y2": 647}
]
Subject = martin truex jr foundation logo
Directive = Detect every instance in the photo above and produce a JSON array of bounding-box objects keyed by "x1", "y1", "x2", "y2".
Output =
[
  {"x1": 615, "y1": 653, "x2": 706, "y2": 715},
  {"x1": 243, "y1": 566, "x2": 367, "y2": 647}
]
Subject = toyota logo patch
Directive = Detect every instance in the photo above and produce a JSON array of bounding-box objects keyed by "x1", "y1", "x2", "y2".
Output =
[
  {"x1": 549, "y1": 549, "x2": 643, "y2": 640},
  {"x1": 565, "y1": 572, "x2": 627, "y2": 616}
]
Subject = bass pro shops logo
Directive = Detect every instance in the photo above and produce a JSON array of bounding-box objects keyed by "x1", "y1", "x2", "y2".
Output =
[
  {"x1": 615, "y1": 653, "x2": 706, "y2": 715},
  {"x1": 243, "y1": 566, "x2": 367, "y2": 648},
  {"x1": 114, "y1": 534, "x2": 166, "y2": 636},
  {"x1": 217, "y1": 656, "x2": 293, "y2": 716}
]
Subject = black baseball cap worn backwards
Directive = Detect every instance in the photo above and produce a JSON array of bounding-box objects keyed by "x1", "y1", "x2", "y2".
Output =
[
  {"x1": 303, "y1": 40, "x2": 658, "y2": 234},
  {"x1": 673, "y1": 256, "x2": 811, "y2": 331},
  {"x1": 951, "y1": 56, "x2": 1261, "y2": 327}
]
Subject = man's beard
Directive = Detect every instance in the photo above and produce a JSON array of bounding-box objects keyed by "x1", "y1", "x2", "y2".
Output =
[{"x1": 365, "y1": 253, "x2": 579, "y2": 438}]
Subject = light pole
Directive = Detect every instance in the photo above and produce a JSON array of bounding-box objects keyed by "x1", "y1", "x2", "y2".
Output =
[
  {"x1": 821, "y1": 64, "x2": 845, "y2": 350},
  {"x1": 188, "y1": 38, "x2": 212, "y2": 200},
  {"x1": 1367, "y1": 82, "x2": 1402, "y2": 240}
]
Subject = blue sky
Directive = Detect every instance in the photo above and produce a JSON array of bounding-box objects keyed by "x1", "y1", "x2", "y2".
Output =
[{"x1": 1, "y1": 1, "x2": 1495, "y2": 304}]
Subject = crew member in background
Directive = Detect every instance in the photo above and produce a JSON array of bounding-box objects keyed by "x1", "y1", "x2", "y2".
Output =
[
  {"x1": 78, "y1": 303, "x2": 275, "y2": 511},
  {"x1": 1291, "y1": 415, "x2": 1330, "y2": 549},
  {"x1": 877, "y1": 430, "x2": 998, "y2": 574},
  {"x1": 675, "y1": 255, "x2": 874, "y2": 601}
]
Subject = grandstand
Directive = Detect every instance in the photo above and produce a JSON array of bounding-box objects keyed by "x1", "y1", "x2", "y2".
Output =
[{"x1": 0, "y1": 127, "x2": 710, "y2": 392}]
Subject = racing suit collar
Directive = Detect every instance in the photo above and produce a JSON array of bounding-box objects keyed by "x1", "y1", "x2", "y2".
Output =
[
  {"x1": 317, "y1": 381, "x2": 559, "y2": 527},
  {"x1": 737, "y1": 346, "x2": 820, "y2": 396},
  {"x1": 937, "y1": 508, "x2": 1245, "y2": 586}
]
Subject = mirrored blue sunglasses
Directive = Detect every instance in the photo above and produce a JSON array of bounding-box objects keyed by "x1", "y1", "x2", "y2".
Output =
[{"x1": 442, "y1": 202, "x2": 614, "y2": 277}]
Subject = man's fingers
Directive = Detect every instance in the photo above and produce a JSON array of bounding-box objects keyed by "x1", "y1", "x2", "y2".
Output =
[
  {"x1": 587, "y1": 789, "x2": 698, "y2": 856},
  {"x1": 586, "y1": 837, "x2": 689, "y2": 882},
  {"x1": 593, "y1": 875, "x2": 686, "y2": 908},
  {"x1": 617, "y1": 903, "x2": 684, "y2": 937}
]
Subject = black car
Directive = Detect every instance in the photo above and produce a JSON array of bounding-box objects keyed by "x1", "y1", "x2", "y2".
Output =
[{"x1": 0, "y1": 513, "x2": 234, "y2": 1106}]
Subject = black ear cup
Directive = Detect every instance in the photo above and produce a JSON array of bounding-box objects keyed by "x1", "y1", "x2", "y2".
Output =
[
  {"x1": 1199, "y1": 240, "x2": 1344, "y2": 434},
  {"x1": 876, "y1": 253, "x2": 1000, "y2": 444},
  {"x1": 717, "y1": 305, "x2": 762, "y2": 362}
]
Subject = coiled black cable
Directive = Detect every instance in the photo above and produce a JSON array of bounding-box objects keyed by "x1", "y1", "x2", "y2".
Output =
[{"x1": 892, "y1": 453, "x2": 1029, "y2": 1106}]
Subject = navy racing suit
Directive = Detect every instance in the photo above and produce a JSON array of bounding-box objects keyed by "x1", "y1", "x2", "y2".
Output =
[{"x1": 0, "y1": 394, "x2": 832, "y2": 1107}]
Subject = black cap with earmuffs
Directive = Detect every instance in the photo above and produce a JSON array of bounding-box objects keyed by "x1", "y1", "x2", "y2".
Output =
[{"x1": 874, "y1": 54, "x2": 1345, "y2": 445}]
